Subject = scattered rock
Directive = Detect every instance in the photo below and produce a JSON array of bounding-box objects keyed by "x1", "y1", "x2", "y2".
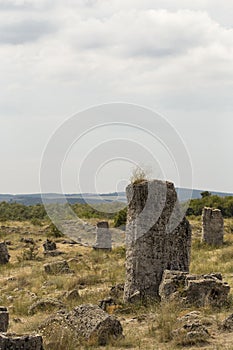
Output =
[
  {"x1": 43, "y1": 239, "x2": 64, "y2": 256},
  {"x1": 43, "y1": 260, "x2": 73, "y2": 275},
  {"x1": 159, "y1": 270, "x2": 230, "y2": 307},
  {"x1": 13, "y1": 318, "x2": 22, "y2": 323},
  {"x1": 20, "y1": 238, "x2": 35, "y2": 245},
  {"x1": 43, "y1": 250, "x2": 63, "y2": 257},
  {"x1": 124, "y1": 180, "x2": 192, "y2": 302},
  {"x1": 202, "y1": 207, "x2": 224, "y2": 246},
  {"x1": 0, "y1": 307, "x2": 9, "y2": 332},
  {"x1": 99, "y1": 298, "x2": 118, "y2": 313},
  {"x1": 29, "y1": 298, "x2": 65, "y2": 315},
  {"x1": 0, "y1": 333, "x2": 44, "y2": 350},
  {"x1": 221, "y1": 314, "x2": 233, "y2": 331},
  {"x1": 109, "y1": 284, "x2": 124, "y2": 301},
  {"x1": 40, "y1": 304, "x2": 123, "y2": 346},
  {"x1": 65, "y1": 289, "x2": 80, "y2": 301},
  {"x1": 173, "y1": 311, "x2": 210, "y2": 345},
  {"x1": 43, "y1": 239, "x2": 56, "y2": 251},
  {"x1": 0, "y1": 242, "x2": 10, "y2": 264},
  {"x1": 61, "y1": 240, "x2": 78, "y2": 245}
]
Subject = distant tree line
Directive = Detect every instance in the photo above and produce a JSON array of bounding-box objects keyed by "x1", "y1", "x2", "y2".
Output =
[
  {"x1": 0, "y1": 201, "x2": 124, "y2": 223},
  {"x1": 0, "y1": 202, "x2": 47, "y2": 222},
  {"x1": 187, "y1": 192, "x2": 233, "y2": 217},
  {"x1": 1, "y1": 193, "x2": 232, "y2": 226}
]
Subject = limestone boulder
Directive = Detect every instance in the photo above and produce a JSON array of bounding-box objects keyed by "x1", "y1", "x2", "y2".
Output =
[
  {"x1": 0, "y1": 334, "x2": 44, "y2": 350},
  {"x1": 29, "y1": 298, "x2": 65, "y2": 315},
  {"x1": 43, "y1": 260, "x2": 73, "y2": 275},
  {"x1": 41, "y1": 304, "x2": 123, "y2": 346},
  {"x1": 221, "y1": 314, "x2": 233, "y2": 331},
  {"x1": 172, "y1": 311, "x2": 210, "y2": 345},
  {"x1": 159, "y1": 270, "x2": 230, "y2": 307},
  {"x1": 43, "y1": 239, "x2": 56, "y2": 251}
]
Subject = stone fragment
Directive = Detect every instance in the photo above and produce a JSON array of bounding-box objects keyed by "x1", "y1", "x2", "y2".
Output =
[
  {"x1": 43, "y1": 239, "x2": 63, "y2": 256},
  {"x1": 0, "y1": 333, "x2": 44, "y2": 349},
  {"x1": 43, "y1": 260, "x2": 72, "y2": 275},
  {"x1": 124, "y1": 180, "x2": 192, "y2": 302},
  {"x1": 173, "y1": 311, "x2": 210, "y2": 345},
  {"x1": 20, "y1": 238, "x2": 35, "y2": 244},
  {"x1": 109, "y1": 284, "x2": 124, "y2": 302},
  {"x1": 159, "y1": 270, "x2": 230, "y2": 307},
  {"x1": 221, "y1": 314, "x2": 233, "y2": 331},
  {"x1": 43, "y1": 239, "x2": 56, "y2": 251},
  {"x1": 99, "y1": 298, "x2": 117, "y2": 313},
  {"x1": 66, "y1": 304, "x2": 123, "y2": 345},
  {"x1": 202, "y1": 207, "x2": 224, "y2": 245},
  {"x1": 41, "y1": 304, "x2": 123, "y2": 346},
  {"x1": 29, "y1": 298, "x2": 65, "y2": 315},
  {"x1": 65, "y1": 289, "x2": 80, "y2": 301}
]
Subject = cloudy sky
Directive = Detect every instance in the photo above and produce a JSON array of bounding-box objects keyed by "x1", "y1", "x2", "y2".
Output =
[{"x1": 0, "y1": 0, "x2": 233, "y2": 194}]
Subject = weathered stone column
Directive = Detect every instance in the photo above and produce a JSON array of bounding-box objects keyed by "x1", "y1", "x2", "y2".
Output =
[
  {"x1": 0, "y1": 334, "x2": 44, "y2": 349},
  {"x1": 0, "y1": 307, "x2": 9, "y2": 332},
  {"x1": 202, "y1": 207, "x2": 224, "y2": 246},
  {"x1": 0, "y1": 242, "x2": 10, "y2": 264},
  {"x1": 93, "y1": 222, "x2": 112, "y2": 251},
  {"x1": 124, "y1": 179, "x2": 192, "y2": 302}
]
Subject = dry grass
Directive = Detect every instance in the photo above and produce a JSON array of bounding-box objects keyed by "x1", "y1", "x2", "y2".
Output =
[{"x1": 1, "y1": 219, "x2": 233, "y2": 349}]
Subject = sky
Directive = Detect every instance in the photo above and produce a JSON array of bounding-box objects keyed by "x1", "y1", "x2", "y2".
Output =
[{"x1": 0, "y1": 0, "x2": 233, "y2": 194}]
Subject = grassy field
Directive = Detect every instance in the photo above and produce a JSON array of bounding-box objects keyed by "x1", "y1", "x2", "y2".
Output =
[{"x1": 0, "y1": 218, "x2": 233, "y2": 349}]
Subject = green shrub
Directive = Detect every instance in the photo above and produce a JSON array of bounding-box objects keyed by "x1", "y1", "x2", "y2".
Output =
[{"x1": 114, "y1": 207, "x2": 127, "y2": 227}]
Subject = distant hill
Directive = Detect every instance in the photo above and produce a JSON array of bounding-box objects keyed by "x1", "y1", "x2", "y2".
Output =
[{"x1": 0, "y1": 188, "x2": 232, "y2": 206}]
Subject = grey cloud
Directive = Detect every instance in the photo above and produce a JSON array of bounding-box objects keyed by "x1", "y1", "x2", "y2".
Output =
[
  {"x1": 0, "y1": 0, "x2": 33, "y2": 11},
  {"x1": 67, "y1": 10, "x2": 222, "y2": 59},
  {"x1": 0, "y1": 20, "x2": 57, "y2": 44}
]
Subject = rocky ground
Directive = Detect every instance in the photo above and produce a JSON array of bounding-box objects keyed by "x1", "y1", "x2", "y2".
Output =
[{"x1": 0, "y1": 218, "x2": 233, "y2": 349}]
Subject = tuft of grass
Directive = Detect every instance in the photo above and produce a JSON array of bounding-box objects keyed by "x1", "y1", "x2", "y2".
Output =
[{"x1": 155, "y1": 300, "x2": 182, "y2": 343}]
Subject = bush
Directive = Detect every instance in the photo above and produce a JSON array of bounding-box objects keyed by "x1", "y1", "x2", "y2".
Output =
[
  {"x1": 114, "y1": 207, "x2": 127, "y2": 227},
  {"x1": 187, "y1": 195, "x2": 233, "y2": 217},
  {"x1": 47, "y1": 223, "x2": 64, "y2": 238}
]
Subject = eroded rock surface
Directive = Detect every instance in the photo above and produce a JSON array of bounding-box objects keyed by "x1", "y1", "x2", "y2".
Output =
[
  {"x1": 124, "y1": 180, "x2": 192, "y2": 301},
  {"x1": 93, "y1": 222, "x2": 112, "y2": 251},
  {"x1": 159, "y1": 270, "x2": 230, "y2": 307},
  {"x1": 0, "y1": 242, "x2": 10, "y2": 264},
  {"x1": 0, "y1": 333, "x2": 44, "y2": 350},
  {"x1": 202, "y1": 207, "x2": 224, "y2": 246},
  {"x1": 173, "y1": 311, "x2": 210, "y2": 345},
  {"x1": 29, "y1": 298, "x2": 65, "y2": 315},
  {"x1": 41, "y1": 304, "x2": 123, "y2": 346},
  {"x1": 221, "y1": 314, "x2": 233, "y2": 331},
  {"x1": 0, "y1": 307, "x2": 9, "y2": 332},
  {"x1": 43, "y1": 260, "x2": 73, "y2": 275}
]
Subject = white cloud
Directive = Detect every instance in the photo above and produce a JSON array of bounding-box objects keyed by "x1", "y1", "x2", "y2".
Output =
[{"x1": 0, "y1": 1, "x2": 233, "y2": 192}]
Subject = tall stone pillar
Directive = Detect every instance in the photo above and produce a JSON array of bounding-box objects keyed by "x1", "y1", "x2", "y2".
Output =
[
  {"x1": 93, "y1": 222, "x2": 112, "y2": 251},
  {"x1": 0, "y1": 242, "x2": 10, "y2": 264},
  {"x1": 202, "y1": 207, "x2": 224, "y2": 246},
  {"x1": 124, "y1": 179, "x2": 192, "y2": 302}
]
